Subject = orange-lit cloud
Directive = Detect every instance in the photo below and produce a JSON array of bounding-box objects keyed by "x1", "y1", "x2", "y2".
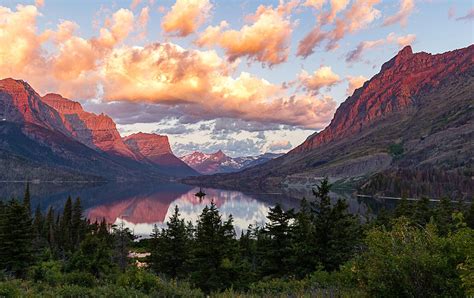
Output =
[
  {"x1": 383, "y1": 0, "x2": 414, "y2": 27},
  {"x1": 346, "y1": 75, "x2": 367, "y2": 95},
  {"x1": 346, "y1": 32, "x2": 416, "y2": 63},
  {"x1": 35, "y1": 0, "x2": 44, "y2": 7},
  {"x1": 298, "y1": 0, "x2": 381, "y2": 57},
  {"x1": 303, "y1": 0, "x2": 326, "y2": 10},
  {"x1": 298, "y1": 66, "x2": 341, "y2": 94},
  {"x1": 130, "y1": 0, "x2": 141, "y2": 10},
  {"x1": 0, "y1": 3, "x2": 337, "y2": 129},
  {"x1": 0, "y1": 5, "x2": 46, "y2": 83},
  {"x1": 268, "y1": 140, "x2": 292, "y2": 151},
  {"x1": 387, "y1": 32, "x2": 416, "y2": 47},
  {"x1": 320, "y1": 0, "x2": 349, "y2": 24},
  {"x1": 196, "y1": 1, "x2": 296, "y2": 66},
  {"x1": 102, "y1": 42, "x2": 336, "y2": 128},
  {"x1": 161, "y1": 0, "x2": 212, "y2": 37}
]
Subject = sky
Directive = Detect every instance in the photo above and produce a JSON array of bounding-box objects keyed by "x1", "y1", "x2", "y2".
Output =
[{"x1": 0, "y1": 0, "x2": 473, "y2": 157}]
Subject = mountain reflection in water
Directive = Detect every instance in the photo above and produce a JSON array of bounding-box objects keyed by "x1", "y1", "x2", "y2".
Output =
[{"x1": 0, "y1": 182, "x2": 397, "y2": 237}]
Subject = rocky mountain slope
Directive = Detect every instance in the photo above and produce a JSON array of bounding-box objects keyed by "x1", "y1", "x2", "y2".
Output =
[
  {"x1": 186, "y1": 45, "x2": 474, "y2": 199},
  {"x1": 123, "y1": 133, "x2": 198, "y2": 177},
  {"x1": 0, "y1": 78, "x2": 196, "y2": 181},
  {"x1": 41, "y1": 93, "x2": 137, "y2": 159},
  {"x1": 180, "y1": 150, "x2": 283, "y2": 175}
]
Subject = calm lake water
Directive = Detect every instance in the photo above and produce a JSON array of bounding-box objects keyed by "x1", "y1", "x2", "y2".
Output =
[{"x1": 0, "y1": 182, "x2": 397, "y2": 238}]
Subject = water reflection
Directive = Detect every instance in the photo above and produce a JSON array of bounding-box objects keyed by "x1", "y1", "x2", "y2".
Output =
[
  {"x1": 88, "y1": 188, "x2": 276, "y2": 236},
  {"x1": 0, "y1": 182, "x2": 397, "y2": 237}
]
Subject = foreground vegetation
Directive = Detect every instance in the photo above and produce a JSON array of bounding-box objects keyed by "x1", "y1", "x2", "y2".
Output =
[{"x1": 0, "y1": 181, "x2": 473, "y2": 297}]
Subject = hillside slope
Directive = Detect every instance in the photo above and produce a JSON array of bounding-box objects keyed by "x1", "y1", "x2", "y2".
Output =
[{"x1": 186, "y1": 45, "x2": 474, "y2": 198}]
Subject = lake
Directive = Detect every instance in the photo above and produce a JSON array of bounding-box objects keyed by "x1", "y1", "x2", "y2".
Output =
[{"x1": 0, "y1": 182, "x2": 397, "y2": 238}]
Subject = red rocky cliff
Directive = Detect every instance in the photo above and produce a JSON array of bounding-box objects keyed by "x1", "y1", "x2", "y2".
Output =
[
  {"x1": 293, "y1": 45, "x2": 474, "y2": 153},
  {"x1": 0, "y1": 79, "x2": 68, "y2": 134},
  {"x1": 41, "y1": 93, "x2": 137, "y2": 159},
  {"x1": 123, "y1": 133, "x2": 197, "y2": 175}
]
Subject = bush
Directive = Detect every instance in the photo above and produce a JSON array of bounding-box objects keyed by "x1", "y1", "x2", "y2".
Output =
[
  {"x1": 28, "y1": 260, "x2": 63, "y2": 286},
  {"x1": 388, "y1": 143, "x2": 404, "y2": 157},
  {"x1": 116, "y1": 267, "x2": 159, "y2": 294},
  {"x1": 153, "y1": 278, "x2": 204, "y2": 297},
  {"x1": 93, "y1": 285, "x2": 148, "y2": 297},
  {"x1": 0, "y1": 280, "x2": 25, "y2": 297},
  {"x1": 249, "y1": 278, "x2": 307, "y2": 296},
  {"x1": 63, "y1": 271, "x2": 97, "y2": 287},
  {"x1": 354, "y1": 218, "x2": 472, "y2": 297},
  {"x1": 53, "y1": 284, "x2": 92, "y2": 297}
]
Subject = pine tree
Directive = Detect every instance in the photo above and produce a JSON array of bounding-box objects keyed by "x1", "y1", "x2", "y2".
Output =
[
  {"x1": 395, "y1": 197, "x2": 412, "y2": 218},
  {"x1": 191, "y1": 201, "x2": 237, "y2": 292},
  {"x1": 112, "y1": 220, "x2": 134, "y2": 272},
  {"x1": 311, "y1": 178, "x2": 361, "y2": 271},
  {"x1": 0, "y1": 199, "x2": 35, "y2": 277},
  {"x1": 290, "y1": 197, "x2": 317, "y2": 277},
  {"x1": 150, "y1": 205, "x2": 191, "y2": 279},
  {"x1": 434, "y1": 197, "x2": 454, "y2": 235},
  {"x1": 412, "y1": 197, "x2": 432, "y2": 227},
  {"x1": 465, "y1": 202, "x2": 474, "y2": 229},
  {"x1": 60, "y1": 196, "x2": 73, "y2": 252},
  {"x1": 23, "y1": 182, "x2": 31, "y2": 213},
  {"x1": 71, "y1": 197, "x2": 85, "y2": 249},
  {"x1": 260, "y1": 204, "x2": 294, "y2": 277}
]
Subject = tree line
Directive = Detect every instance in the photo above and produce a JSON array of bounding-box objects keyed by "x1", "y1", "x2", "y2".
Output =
[{"x1": 0, "y1": 180, "x2": 473, "y2": 296}]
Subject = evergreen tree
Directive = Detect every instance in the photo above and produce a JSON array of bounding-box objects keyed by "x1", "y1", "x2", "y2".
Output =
[
  {"x1": 71, "y1": 197, "x2": 85, "y2": 249},
  {"x1": 434, "y1": 197, "x2": 454, "y2": 235},
  {"x1": 290, "y1": 197, "x2": 317, "y2": 277},
  {"x1": 112, "y1": 220, "x2": 134, "y2": 272},
  {"x1": 260, "y1": 204, "x2": 294, "y2": 277},
  {"x1": 150, "y1": 206, "x2": 190, "y2": 279},
  {"x1": 191, "y1": 201, "x2": 237, "y2": 292},
  {"x1": 23, "y1": 182, "x2": 31, "y2": 214},
  {"x1": 412, "y1": 197, "x2": 432, "y2": 227},
  {"x1": 45, "y1": 206, "x2": 56, "y2": 249},
  {"x1": 60, "y1": 196, "x2": 73, "y2": 252},
  {"x1": 98, "y1": 218, "x2": 109, "y2": 240},
  {"x1": 0, "y1": 199, "x2": 35, "y2": 277},
  {"x1": 465, "y1": 202, "x2": 474, "y2": 229},
  {"x1": 395, "y1": 196, "x2": 412, "y2": 218},
  {"x1": 311, "y1": 178, "x2": 361, "y2": 271}
]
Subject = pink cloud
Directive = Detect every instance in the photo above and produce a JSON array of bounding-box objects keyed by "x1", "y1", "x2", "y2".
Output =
[
  {"x1": 298, "y1": 66, "x2": 341, "y2": 94},
  {"x1": 196, "y1": 2, "x2": 296, "y2": 66},
  {"x1": 382, "y1": 0, "x2": 415, "y2": 27},
  {"x1": 346, "y1": 32, "x2": 416, "y2": 63},
  {"x1": 298, "y1": 0, "x2": 381, "y2": 57},
  {"x1": 456, "y1": 8, "x2": 474, "y2": 21},
  {"x1": 161, "y1": 0, "x2": 212, "y2": 37},
  {"x1": 346, "y1": 75, "x2": 367, "y2": 95}
]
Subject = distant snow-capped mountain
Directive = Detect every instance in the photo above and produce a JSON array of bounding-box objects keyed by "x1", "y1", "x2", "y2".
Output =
[{"x1": 180, "y1": 150, "x2": 283, "y2": 175}]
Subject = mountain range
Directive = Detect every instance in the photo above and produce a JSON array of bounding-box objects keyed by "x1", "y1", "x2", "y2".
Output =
[
  {"x1": 185, "y1": 45, "x2": 474, "y2": 199},
  {"x1": 0, "y1": 78, "x2": 197, "y2": 181},
  {"x1": 180, "y1": 150, "x2": 283, "y2": 175}
]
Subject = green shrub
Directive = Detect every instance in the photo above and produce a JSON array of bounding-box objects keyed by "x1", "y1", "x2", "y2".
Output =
[
  {"x1": 28, "y1": 260, "x2": 64, "y2": 286},
  {"x1": 388, "y1": 143, "x2": 404, "y2": 156},
  {"x1": 116, "y1": 267, "x2": 158, "y2": 294},
  {"x1": 53, "y1": 284, "x2": 92, "y2": 297},
  {"x1": 153, "y1": 278, "x2": 204, "y2": 297},
  {"x1": 249, "y1": 278, "x2": 307, "y2": 296},
  {"x1": 63, "y1": 271, "x2": 97, "y2": 288},
  {"x1": 0, "y1": 280, "x2": 25, "y2": 297},
  {"x1": 93, "y1": 285, "x2": 148, "y2": 297},
  {"x1": 354, "y1": 218, "x2": 472, "y2": 297}
]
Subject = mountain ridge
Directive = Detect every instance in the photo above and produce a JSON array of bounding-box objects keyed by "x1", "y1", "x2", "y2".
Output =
[
  {"x1": 0, "y1": 78, "x2": 197, "y2": 181},
  {"x1": 185, "y1": 45, "x2": 474, "y2": 199},
  {"x1": 180, "y1": 150, "x2": 283, "y2": 175}
]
